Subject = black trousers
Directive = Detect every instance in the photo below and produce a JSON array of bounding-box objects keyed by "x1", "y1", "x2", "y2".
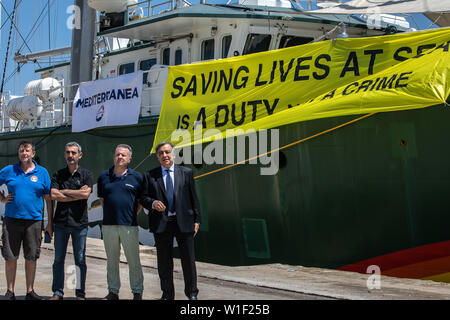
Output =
[{"x1": 154, "y1": 220, "x2": 198, "y2": 299}]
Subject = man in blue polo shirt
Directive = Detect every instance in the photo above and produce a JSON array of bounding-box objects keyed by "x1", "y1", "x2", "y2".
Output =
[
  {"x1": 0, "y1": 140, "x2": 53, "y2": 300},
  {"x1": 97, "y1": 144, "x2": 144, "y2": 300}
]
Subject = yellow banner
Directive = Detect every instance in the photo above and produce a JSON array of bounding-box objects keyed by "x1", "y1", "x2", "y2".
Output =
[{"x1": 152, "y1": 27, "x2": 450, "y2": 152}]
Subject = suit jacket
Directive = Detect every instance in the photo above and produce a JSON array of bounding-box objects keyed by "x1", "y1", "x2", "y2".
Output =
[{"x1": 141, "y1": 165, "x2": 201, "y2": 233}]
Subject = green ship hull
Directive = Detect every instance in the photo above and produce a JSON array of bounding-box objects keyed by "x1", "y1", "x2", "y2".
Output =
[{"x1": 1, "y1": 104, "x2": 449, "y2": 282}]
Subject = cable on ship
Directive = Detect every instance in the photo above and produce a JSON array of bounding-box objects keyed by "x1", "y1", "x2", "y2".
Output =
[{"x1": 193, "y1": 112, "x2": 378, "y2": 180}]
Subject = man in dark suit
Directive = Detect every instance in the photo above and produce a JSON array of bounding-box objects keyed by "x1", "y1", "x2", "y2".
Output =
[{"x1": 141, "y1": 142, "x2": 201, "y2": 300}]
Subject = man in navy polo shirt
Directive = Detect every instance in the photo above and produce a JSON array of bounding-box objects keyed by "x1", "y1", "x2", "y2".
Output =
[
  {"x1": 97, "y1": 144, "x2": 144, "y2": 300},
  {"x1": 0, "y1": 140, "x2": 53, "y2": 300}
]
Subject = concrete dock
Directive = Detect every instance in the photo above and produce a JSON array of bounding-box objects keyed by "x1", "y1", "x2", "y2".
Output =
[{"x1": 1, "y1": 235, "x2": 450, "y2": 301}]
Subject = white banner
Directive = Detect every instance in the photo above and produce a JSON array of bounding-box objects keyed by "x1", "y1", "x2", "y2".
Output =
[{"x1": 72, "y1": 71, "x2": 143, "y2": 132}]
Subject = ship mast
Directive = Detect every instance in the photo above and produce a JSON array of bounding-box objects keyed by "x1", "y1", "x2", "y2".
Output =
[{"x1": 69, "y1": 0, "x2": 95, "y2": 116}]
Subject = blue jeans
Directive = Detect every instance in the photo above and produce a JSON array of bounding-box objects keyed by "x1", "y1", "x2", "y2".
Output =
[{"x1": 52, "y1": 226, "x2": 88, "y2": 298}]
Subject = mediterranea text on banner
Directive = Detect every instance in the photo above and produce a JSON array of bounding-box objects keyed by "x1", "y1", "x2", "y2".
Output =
[
  {"x1": 72, "y1": 71, "x2": 143, "y2": 132},
  {"x1": 151, "y1": 28, "x2": 450, "y2": 153}
]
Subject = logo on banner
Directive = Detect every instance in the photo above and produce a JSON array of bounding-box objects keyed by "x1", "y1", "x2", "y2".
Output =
[
  {"x1": 96, "y1": 105, "x2": 105, "y2": 122},
  {"x1": 30, "y1": 176, "x2": 38, "y2": 182}
]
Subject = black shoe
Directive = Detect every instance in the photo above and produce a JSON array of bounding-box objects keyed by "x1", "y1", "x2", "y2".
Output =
[
  {"x1": 104, "y1": 292, "x2": 119, "y2": 300},
  {"x1": 133, "y1": 293, "x2": 142, "y2": 300},
  {"x1": 188, "y1": 294, "x2": 198, "y2": 300},
  {"x1": 160, "y1": 295, "x2": 174, "y2": 300},
  {"x1": 4, "y1": 290, "x2": 16, "y2": 301},
  {"x1": 25, "y1": 290, "x2": 42, "y2": 300}
]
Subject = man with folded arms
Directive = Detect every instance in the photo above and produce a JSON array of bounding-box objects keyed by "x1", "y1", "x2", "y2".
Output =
[{"x1": 49, "y1": 142, "x2": 93, "y2": 300}]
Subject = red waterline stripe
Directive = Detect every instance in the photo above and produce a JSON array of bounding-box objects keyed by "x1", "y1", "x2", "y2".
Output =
[
  {"x1": 382, "y1": 256, "x2": 450, "y2": 279},
  {"x1": 337, "y1": 240, "x2": 450, "y2": 275}
]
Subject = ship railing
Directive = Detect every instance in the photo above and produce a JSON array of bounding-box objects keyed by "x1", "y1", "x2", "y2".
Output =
[
  {"x1": 0, "y1": 80, "x2": 67, "y2": 133},
  {"x1": 0, "y1": 65, "x2": 169, "y2": 133},
  {"x1": 126, "y1": 0, "x2": 192, "y2": 23},
  {"x1": 0, "y1": 93, "x2": 160, "y2": 134},
  {"x1": 0, "y1": 98, "x2": 67, "y2": 134}
]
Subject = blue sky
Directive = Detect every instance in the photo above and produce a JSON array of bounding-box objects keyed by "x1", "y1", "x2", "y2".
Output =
[
  {"x1": 0, "y1": 0, "x2": 434, "y2": 97},
  {"x1": 1, "y1": 0, "x2": 74, "y2": 96}
]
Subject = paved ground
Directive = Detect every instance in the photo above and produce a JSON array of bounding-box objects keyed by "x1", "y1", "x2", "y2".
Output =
[
  {"x1": 1, "y1": 236, "x2": 450, "y2": 300},
  {"x1": 0, "y1": 239, "x2": 329, "y2": 300}
]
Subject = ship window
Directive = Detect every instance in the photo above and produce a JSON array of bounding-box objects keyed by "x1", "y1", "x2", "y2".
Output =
[
  {"x1": 201, "y1": 39, "x2": 215, "y2": 60},
  {"x1": 279, "y1": 36, "x2": 313, "y2": 49},
  {"x1": 162, "y1": 48, "x2": 170, "y2": 65},
  {"x1": 175, "y1": 49, "x2": 182, "y2": 65},
  {"x1": 140, "y1": 58, "x2": 157, "y2": 84},
  {"x1": 118, "y1": 62, "x2": 135, "y2": 75},
  {"x1": 222, "y1": 35, "x2": 232, "y2": 58},
  {"x1": 243, "y1": 34, "x2": 271, "y2": 55}
]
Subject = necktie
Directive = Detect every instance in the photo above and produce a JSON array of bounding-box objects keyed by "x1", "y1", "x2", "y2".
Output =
[{"x1": 165, "y1": 169, "x2": 174, "y2": 212}]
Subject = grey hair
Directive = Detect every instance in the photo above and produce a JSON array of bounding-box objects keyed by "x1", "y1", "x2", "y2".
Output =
[
  {"x1": 116, "y1": 144, "x2": 133, "y2": 157},
  {"x1": 155, "y1": 142, "x2": 174, "y2": 154},
  {"x1": 65, "y1": 141, "x2": 82, "y2": 153}
]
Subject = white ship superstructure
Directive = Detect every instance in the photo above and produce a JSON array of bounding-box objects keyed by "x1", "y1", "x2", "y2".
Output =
[{"x1": 1, "y1": 0, "x2": 416, "y2": 134}]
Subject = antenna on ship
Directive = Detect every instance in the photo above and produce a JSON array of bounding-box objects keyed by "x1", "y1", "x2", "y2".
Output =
[{"x1": 0, "y1": 0, "x2": 19, "y2": 126}]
